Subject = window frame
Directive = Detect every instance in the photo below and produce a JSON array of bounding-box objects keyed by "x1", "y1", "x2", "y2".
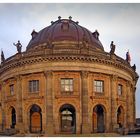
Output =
[
  {"x1": 9, "y1": 84, "x2": 14, "y2": 95},
  {"x1": 28, "y1": 80, "x2": 39, "y2": 93},
  {"x1": 60, "y1": 78, "x2": 74, "y2": 94},
  {"x1": 118, "y1": 84, "x2": 123, "y2": 96},
  {"x1": 94, "y1": 80, "x2": 104, "y2": 94}
]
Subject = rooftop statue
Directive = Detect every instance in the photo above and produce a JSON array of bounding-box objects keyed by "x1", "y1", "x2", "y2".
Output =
[
  {"x1": 132, "y1": 64, "x2": 136, "y2": 71},
  {"x1": 110, "y1": 41, "x2": 116, "y2": 55},
  {"x1": 13, "y1": 40, "x2": 22, "y2": 53},
  {"x1": 1, "y1": 50, "x2": 5, "y2": 63},
  {"x1": 126, "y1": 50, "x2": 131, "y2": 63}
]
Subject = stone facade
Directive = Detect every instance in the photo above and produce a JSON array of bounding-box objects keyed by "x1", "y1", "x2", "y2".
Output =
[{"x1": 0, "y1": 18, "x2": 139, "y2": 136}]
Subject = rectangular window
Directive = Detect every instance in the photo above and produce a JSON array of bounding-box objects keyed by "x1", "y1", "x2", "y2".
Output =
[
  {"x1": 29, "y1": 80, "x2": 39, "y2": 93},
  {"x1": 118, "y1": 84, "x2": 123, "y2": 95},
  {"x1": 94, "y1": 80, "x2": 104, "y2": 93},
  {"x1": 61, "y1": 78, "x2": 73, "y2": 93},
  {"x1": 9, "y1": 84, "x2": 14, "y2": 95}
]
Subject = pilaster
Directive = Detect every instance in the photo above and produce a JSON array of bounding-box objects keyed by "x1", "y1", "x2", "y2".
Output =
[
  {"x1": 132, "y1": 84, "x2": 136, "y2": 130},
  {"x1": 44, "y1": 71, "x2": 54, "y2": 135},
  {"x1": 1, "y1": 82, "x2": 6, "y2": 131},
  {"x1": 110, "y1": 75, "x2": 118, "y2": 131},
  {"x1": 126, "y1": 81, "x2": 131, "y2": 130},
  {"x1": 81, "y1": 71, "x2": 90, "y2": 134},
  {"x1": 15, "y1": 75, "x2": 24, "y2": 133}
]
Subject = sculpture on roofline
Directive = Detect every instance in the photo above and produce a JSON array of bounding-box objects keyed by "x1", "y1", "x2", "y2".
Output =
[
  {"x1": 110, "y1": 41, "x2": 116, "y2": 55},
  {"x1": 13, "y1": 40, "x2": 22, "y2": 53},
  {"x1": 132, "y1": 64, "x2": 136, "y2": 71},
  {"x1": 1, "y1": 50, "x2": 5, "y2": 63}
]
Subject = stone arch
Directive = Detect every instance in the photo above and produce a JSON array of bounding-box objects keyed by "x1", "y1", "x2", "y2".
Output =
[
  {"x1": 8, "y1": 106, "x2": 16, "y2": 129},
  {"x1": 92, "y1": 104, "x2": 106, "y2": 133},
  {"x1": 29, "y1": 104, "x2": 42, "y2": 133},
  {"x1": 59, "y1": 104, "x2": 76, "y2": 134},
  {"x1": 27, "y1": 103, "x2": 42, "y2": 113},
  {"x1": 117, "y1": 105, "x2": 124, "y2": 128}
]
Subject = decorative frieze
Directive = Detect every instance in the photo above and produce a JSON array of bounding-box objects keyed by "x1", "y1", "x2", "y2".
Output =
[{"x1": 0, "y1": 51, "x2": 136, "y2": 80}]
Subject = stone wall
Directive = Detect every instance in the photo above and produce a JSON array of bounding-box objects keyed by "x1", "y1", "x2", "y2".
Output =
[{"x1": 0, "y1": 53, "x2": 137, "y2": 135}]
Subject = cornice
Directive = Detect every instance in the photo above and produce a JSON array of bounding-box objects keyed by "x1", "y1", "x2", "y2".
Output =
[{"x1": 0, "y1": 49, "x2": 137, "y2": 80}]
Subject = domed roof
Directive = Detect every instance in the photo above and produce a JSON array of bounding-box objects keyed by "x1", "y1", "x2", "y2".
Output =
[{"x1": 26, "y1": 17, "x2": 104, "y2": 51}]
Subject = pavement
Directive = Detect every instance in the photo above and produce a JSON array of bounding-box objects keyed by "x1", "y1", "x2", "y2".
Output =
[
  {"x1": 0, "y1": 133, "x2": 121, "y2": 137},
  {"x1": 2, "y1": 132, "x2": 140, "y2": 137}
]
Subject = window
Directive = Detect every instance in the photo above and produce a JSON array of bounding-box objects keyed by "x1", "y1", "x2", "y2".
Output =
[
  {"x1": 61, "y1": 79, "x2": 73, "y2": 93},
  {"x1": 29, "y1": 80, "x2": 39, "y2": 93},
  {"x1": 94, "y1": 80, "x2": 104, "y2": 93},
  {"x1": 118, "y1": 84, "x2": 123, "y2": 96},
  {"x1": 9, "y1": 84, "x2": 14, "y2": 95}
]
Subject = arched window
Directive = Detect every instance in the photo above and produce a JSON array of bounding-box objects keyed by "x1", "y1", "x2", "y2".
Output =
[
  {"x1": 117, "y1": 106, "x2": 124, "y2": 128},
  {"x1": 11, "y1": 107, "x2": 16, "y2": 128},
  {"x1": 30, "y1": 104, "x2": 42, "y2": 133},
  {"x1": 93, "y1": 104, "x2": 105, "y2": 133},
  {"x1": 59, "y1": 104, "x2": 76, "y2": 134}
]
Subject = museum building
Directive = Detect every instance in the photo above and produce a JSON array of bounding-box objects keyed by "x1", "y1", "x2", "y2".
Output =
[{"x1": 0, "y1": 17, "x2": 139, "y2": 135}]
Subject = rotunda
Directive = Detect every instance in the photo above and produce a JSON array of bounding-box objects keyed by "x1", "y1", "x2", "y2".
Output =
[{"x1": 0, "y1": 17, "x2": 139, "y2": 135}]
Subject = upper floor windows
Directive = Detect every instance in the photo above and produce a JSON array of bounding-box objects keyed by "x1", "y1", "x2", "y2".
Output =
[
  {"x1": 29, "y1": 80, "x2": 39, "y2": 93},
  {"x1": 118, "y1": 84, "x2": 123, "y2": 96},
  {"x1": 94, "y1": 80, "x2": 104, "y2": 93},
  {"x1": 61, "y1": 78, "x2": 73, "y2": 93},
  {"x1": 9, "y1": 84, "x2": 14, "y2": 95}
]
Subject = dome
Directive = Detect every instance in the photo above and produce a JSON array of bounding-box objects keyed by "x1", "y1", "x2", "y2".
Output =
[{"x1": 26, "y1": 17, "x2": 104, "y2": 51}]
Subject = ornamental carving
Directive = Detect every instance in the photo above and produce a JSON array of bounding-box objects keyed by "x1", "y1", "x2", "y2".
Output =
[
  {"x1": 81, "y1": 71, "x2": 88, "y2": 79},
  {"x1": 44, "y1": 70, "x2": 53, "y2": 78},
  {"x1": 111, "y1": 75, "x2": 118, "y2": 81},
  {"x1": 126, "y1": 81, "x2": 131, "y2": 87},
  {"x1": 0, "y1": 53, "x2": 137, "y2": 80},
  {"x1": 15, "y1": 75, "x2": 22, "y2": 82}
]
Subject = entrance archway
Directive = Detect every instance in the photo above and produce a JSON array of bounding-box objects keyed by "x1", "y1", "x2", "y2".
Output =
[
  {"x1": 93, "y1": 104, "x2": 105, "y2": 133},
  {"x1": 11, "y1": 107, "x2": 16, "y2": 128},
  {"x1": 60, "y1": 104, "x2": 76, "y2": 134},
  {"x1": 117, "y1": 106, "x2": 124, "y2": 128},
  {"x1": 30, "y1": 104, "x2": 42, "y2": 133}
]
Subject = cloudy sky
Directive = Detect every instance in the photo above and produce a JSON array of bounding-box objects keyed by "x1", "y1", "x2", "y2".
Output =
[{"x1": 0, "y1": 3, "x2": 140, "y2": 117}]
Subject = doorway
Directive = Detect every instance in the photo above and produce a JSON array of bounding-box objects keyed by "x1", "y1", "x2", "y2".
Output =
[
  {"x1": 117, "y1": 106, "x2": 124, "y2": 128},
  {"x1": 60, "y1": 104, "x2": 76, "y2": 133},
  {"x1": 11, "y1": 107, "x2": 16, "y2": 128},
  {"x1": 30, "y1": 104, "x2": 42, "y2": 133},
  {"x1": 93, "y1": 104, "x2": 105, "y2": 133}
]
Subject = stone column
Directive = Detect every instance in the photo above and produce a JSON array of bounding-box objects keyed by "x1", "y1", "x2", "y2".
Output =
[
  {"x1": 133, "y1": 87, "x2": 136, "y2": 125},
  {"x1": 110, "y1": 75, "x2": 118, "y2": 132},
  {"x1": 125, "y1": 81, "x2": 130, "y2": 133},
  {"x1": 0, "y1": 82, "x2": 2, "y2": 131},
  {"x1": 1, "y1": 82, "x2": 6, "y2": 131},
  {"x1": 128, "y1": 83, "x2": 135, "y2": 131},
  {"x1": 132, "y1": 85, "x2": 136, "y2": 130},
  {"x1": 81, "y1": 71, "x2": 90, "y2": 134},
  {"x1": 16, "y1": 75, "x2": 24, "y2": 133},
  {"x1": 45, "y1": 71, "x2": 54, "y2": 135}
]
